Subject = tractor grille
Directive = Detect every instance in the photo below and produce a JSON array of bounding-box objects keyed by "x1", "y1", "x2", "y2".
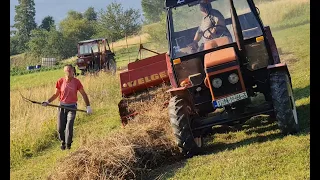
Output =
[{"x1": 209, "y1": 69, "x2": 243, "y2": 98}]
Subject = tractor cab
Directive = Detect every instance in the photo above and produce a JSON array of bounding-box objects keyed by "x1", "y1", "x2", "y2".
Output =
[
  {"x1": 76, "y1": 38, "x2": 116, "y2": 75},
  {"x1": 165, "y1": 0, "x2": 299, "y2": 157},
  {"x1": 166, "y1": 0, "x2": 270, "y2": 113}
]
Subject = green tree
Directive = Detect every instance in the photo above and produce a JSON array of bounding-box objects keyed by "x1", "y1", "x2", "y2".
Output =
[
  {"x1": 59, "y1": 10, "x2": 95, "y2": 41},
  {"x1": 67, "y1": 10, "x2": 83, "y2": 20},
  {"x1": 84, "y1": 7, "x2": 97, "y2": 21},
  {"x1": 27, "y1": 28, "x2": 68, "y2": 59},
  {"x1": 45, "y1": 29, "x2": 68, "y2": 59},
  {"x1": 141, "y1": 0, "x2": 165, "y2": 23},
  {"x1": 96, "y1": 1, "x2": 141, "y2": 41},
  {"x1": 59, "y1": 11, "x2": 96, "y2": 57},
  {"x1": 10, "y1": 36, "x2": 20, "y2": 56},
  {"x1": 39, "y1": 16, "x2": 55, "y2": 31},
  {"x1": 13, "y1": 0, "x2": 37, "y2": 52},
  {"x1": 27, "y1": 29, "x2": 48, "y2": 57}
]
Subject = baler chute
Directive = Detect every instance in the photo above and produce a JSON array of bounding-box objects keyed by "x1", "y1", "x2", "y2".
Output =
[{"x1": 118, "y1": 45, "x2": 170, "y2": 126}]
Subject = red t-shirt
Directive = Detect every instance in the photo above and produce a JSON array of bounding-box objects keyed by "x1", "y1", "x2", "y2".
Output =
[{"x1": 56, "y1": 77, "x2": 83, "y2": 104}]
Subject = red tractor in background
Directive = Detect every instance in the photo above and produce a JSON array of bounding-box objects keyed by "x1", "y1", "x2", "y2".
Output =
[{"x1": 76, "y1": 38, "x2": 117, "y2": 75}]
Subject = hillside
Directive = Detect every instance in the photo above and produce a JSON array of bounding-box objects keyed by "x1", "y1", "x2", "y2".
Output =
[{"x1": 10, "y1": 0, "x2": 310, "y2": 179}]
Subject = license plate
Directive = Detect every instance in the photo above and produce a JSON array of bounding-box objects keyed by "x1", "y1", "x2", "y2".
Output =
[{"x1": 213, "y1": 92, "x2": 248, "y2": 108}]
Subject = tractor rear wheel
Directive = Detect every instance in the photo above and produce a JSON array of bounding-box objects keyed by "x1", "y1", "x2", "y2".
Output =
[
  {"x1": 269, "y1": 71, "x2": 299, "y2": 135},
  {"x1": 108, "y1": 58, "x2": 117, "y2": 75},
  {"x1": 168, "y1": 96, "x2": 202, "y2": 158}
]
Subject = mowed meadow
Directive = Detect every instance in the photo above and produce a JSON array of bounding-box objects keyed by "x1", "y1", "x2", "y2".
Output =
[{"x1": 10, "y1": 0, "x2": 310, "y2": 179}]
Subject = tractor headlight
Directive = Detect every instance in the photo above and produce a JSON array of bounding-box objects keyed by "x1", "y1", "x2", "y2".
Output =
[
  {"x1": 212, "y1": 78, "x2": 222, "y2": 88},
  {"x1": 228, "y1": 73, "x2": 239, "y2": 84}
]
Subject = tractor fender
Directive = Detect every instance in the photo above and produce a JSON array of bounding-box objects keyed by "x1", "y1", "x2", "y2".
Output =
[
  {"x1": 267, "y1": 62, "x2": 292, "y2": 86},
  {"x1": 166, "y1": 86, "x2": 187, "y2": 95},
  {"x1": 267, "y1": 62, "x2": 289, "y2": 72},
  {"x1": 166, "y1": 86, "x2": 194, "y2": 106}
]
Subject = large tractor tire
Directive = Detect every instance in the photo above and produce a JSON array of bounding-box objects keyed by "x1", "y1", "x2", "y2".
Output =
[
  {"x1": 168, "y1": 96, "x2": 202, "y2": 158},
  {"x1": 269, "y1": 71, "x2": 299, "y2": 135},
  {"x1": 108, "y1": 58, "x2": 117, "y2": 75}
]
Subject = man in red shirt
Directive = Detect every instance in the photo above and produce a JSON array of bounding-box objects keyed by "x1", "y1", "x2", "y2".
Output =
[{"x1": 42, "y1": 64, "x2": 92, "y2": 150}]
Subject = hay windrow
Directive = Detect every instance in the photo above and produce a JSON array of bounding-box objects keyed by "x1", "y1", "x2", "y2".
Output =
[{"x1": 48, "y1": 85, "x2": 182, "y2": 180}]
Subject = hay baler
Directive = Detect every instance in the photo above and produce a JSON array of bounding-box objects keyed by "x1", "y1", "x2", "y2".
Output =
[{"x1": 118, "y1": 45, "x2": 170, "y2": 126}]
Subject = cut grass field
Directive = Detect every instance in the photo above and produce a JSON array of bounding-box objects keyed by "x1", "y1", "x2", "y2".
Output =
[
  {"x1": 10, "y1": 72, "x2": 122, "y2": 174},
  {"x1": 10, "y1": 0, "x2": 309, "y2": 179}
]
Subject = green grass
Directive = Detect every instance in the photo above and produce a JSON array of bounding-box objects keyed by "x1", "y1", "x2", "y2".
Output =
[
  {"x1": 10, "y1": 61, "x2": 124, "y2": 175},
  {"x1": 158, "y1": 134, "x2": 309, "y2": 180},
  {"x1": 10, "y1": 72, "x2": 123, "y2": 179},
  {"x1": 259, "y1": 0, "x2": 310, "y2": 31},
  {"x1": 10, "y1": 69, "x2": 64, "y2": 91},
  {"x1": 10, "y1": 109, "x2": 122, "y2": 179}
]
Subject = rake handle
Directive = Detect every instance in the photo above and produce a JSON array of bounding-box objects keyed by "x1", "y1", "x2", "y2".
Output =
[
  {"x1": 32, "y1": 101, "x2": 87, "y2": 113},
  {"x1": 19, "y1": 91, "x2": 87, "y2": 113}
]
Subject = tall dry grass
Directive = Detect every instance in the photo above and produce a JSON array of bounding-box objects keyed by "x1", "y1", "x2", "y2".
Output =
[
  {"x1": 258, "y1": 0, "x2": 310, "y2": 28},
  {"x1": 47, "y1": 85, "x2": 181, "y2": 180},
  {"x1": 10, "y1": 71, "x2": 122, "y2": 169},
  {"x1": 111, "y1": 33, "x2": 150, "y2": 51}
]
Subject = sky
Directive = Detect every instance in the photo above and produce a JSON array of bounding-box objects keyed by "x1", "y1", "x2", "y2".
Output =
[{"x1": 10, "y1": 0, "x2": 143, "y2": 27}]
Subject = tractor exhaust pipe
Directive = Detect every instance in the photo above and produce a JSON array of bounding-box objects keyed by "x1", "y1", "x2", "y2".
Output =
[{"x1": 229, "y1": 0, "x2": 246, "y2": 59}]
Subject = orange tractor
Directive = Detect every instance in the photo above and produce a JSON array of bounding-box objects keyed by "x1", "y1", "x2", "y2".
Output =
[
  {"x1": 117, "y1": 0, "x2": 300, "y2": 158},
  {"x1": 163, "y1": 0, "x2": 300, "y2": 157}
]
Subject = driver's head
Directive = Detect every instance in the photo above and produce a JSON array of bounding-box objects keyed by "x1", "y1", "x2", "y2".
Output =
[{"x1": 199, "y1": 1, "x2": 212, "y2": 16}]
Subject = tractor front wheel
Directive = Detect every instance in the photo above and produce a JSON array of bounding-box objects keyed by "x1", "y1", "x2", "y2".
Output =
[
  {"x1": 168, "y1": 96, "x2": 202, "y2": 158},
  {"x1": 269, "y1": 71, "x2": 299, "y2": 135}
]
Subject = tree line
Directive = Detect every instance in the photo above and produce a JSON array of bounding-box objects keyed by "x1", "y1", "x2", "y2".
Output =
[{"x1": 10, "y1": 0, "x2": 165, "y2": 60}]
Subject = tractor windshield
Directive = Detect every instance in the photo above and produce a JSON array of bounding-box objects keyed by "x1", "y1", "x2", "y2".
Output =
[
  {"x1": 169, "y1": 0, "x2": 263, "y2": 59},
  {"x1": 79, "y1": 42, "x2": 99, "y2": 55}
]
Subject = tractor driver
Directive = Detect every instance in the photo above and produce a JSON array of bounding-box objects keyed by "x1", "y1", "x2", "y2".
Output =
[{"x1": 189, "y1": 1, "x2": 233, "y2": 51}]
